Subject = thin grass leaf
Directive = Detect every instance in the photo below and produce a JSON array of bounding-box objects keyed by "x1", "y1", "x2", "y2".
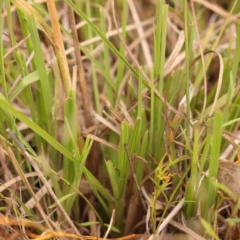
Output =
[
  {"x1": 129, "y1": 118, "x2": 142, "y2": 154},
  {"x1": 204, "y1": 111, "x2": 222, "y2": 221},
  {"x1": 104, "y1": 224, "x2": 120, "y2": 233},
  {"x1": 222, "y1": 118, "x2": 240, "y2": 128},
  {"x1": 136, "y1": 129, "x2": 148, "y2": 184},
  {"x1": 149, "y1": 70, "x2": 154, "y2": 155},
  {"x1": 100, "y1": 9, "x2": 113, "y2": 105},
  {"x1": 198, "y1": 136, "x2": 211, "y2": 186},
  {"x1": 118, "y1": 121, "x2": 129, "y2": 198},
  {"x1": 209, "y1": 112, "x2": 222, "y2": 178},
  {"x1": 106, "y1": 160, "x2": 120, "y2": 200},
  {"x1": 154, "y1": 0, "x2": 163, "y2": 77},
  {"x1": 9, "y1": 69, "x2": 51, "y2": 101},
  {"x1": 0, "y1": 1, "x2": 7, "y2": 97},
  {"x1": 158, "y1": 4, "x2": 168, "y2": 96},
  {"x1": 214, "y1": 182, "x2": 236, "y2": 202},
  {"x1": 200, "y1": 218, "x2": 220, "y2": 240},
  {"x1": 116, "y1": 0, "x2": 127, "y2": 91},
  {"x1": 184, "y1": 0, "x2": 190, "y2": 133},
  {"x1": 137, "y1": 68, "x2": 143, "y2": 117},
  {"x1": 49, "y1": 192, "x2": 75, "y2": 209},
  {"x1": 27, "y1": 15, "x2": 52, "y2": 133},
  {"x1": 184, "y1": 127, "x2": 199, "y2": 219},
  {"x1": 232, "y1": 23, "x2": 240, "y2": 81}
]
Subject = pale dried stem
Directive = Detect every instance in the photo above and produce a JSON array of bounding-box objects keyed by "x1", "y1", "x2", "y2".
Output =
[
  {"x1": 0, "y1": 172, "x2": 39, "y2": 193},
  {"x1": 46, "y1": 0, "x2": 71, "y2": 92},
  {"x1": 128, "y1": 0, "x2": 153, "y2": 69},
  {"x1": 148, "y1": 198, "x2": 184, "y2": 240},
  {"x1": 103, "y1": 209, "x2": 115, "y2": 239},
  {"x1": 3, "y1": 35, "x2": 30, "y2": 60}
]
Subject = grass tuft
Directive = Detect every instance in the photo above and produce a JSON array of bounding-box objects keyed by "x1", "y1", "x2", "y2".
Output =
[{"x1": 0, "y1": 0, "x2": 240, "y2": 239}]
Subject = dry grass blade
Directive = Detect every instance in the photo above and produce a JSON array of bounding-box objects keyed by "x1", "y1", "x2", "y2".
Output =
[
  {"x1": 88, "y1": 207, "x2": 99, "y2": 237},
  {"x1": 185, "y1": 49, "x2": 224, "y2": 118},
  {"x1": 193, "y1": 0, "x2": 234, "y2": 18},
  {"x1": 119, "y1": 101, "x2": 133, "y2": 125},
  {"x1": 141, "y1": 187, "x2": 163, "y2": 211},
  {"x1": 3, "y1": 35, "x2": 30, "y2": 60},
  {"x1": 6, "y1": 129, "x2": 80, "y2": 235},
  {"x1": 207, "y1": 51, "x2": 224, "y2": 117},
  {"x1": 148, "y1": 198, "x2": 185, "y2": 240},
  {"x1": 164, "y1": 31, "x2": 185, "y2": 77},
  {"x1": 83, "y1": 133, "x2": 119, "y2": 151},
  {"x1": 169, "y1": 220, "x2": 207, "y2": 240},
  {"x1": 46, "y1": 0, "x2": 71, "y2": 92},
  {"x1": 127, "y1": 0, "x2": 153, "y2": 69},
  {"x1": 0, "y1": 214, "x2": 46, "y2": 231},
  {"x1": 103, "y1": 209, "x2": 116, "y2": 239},
  {"x1": 1, "y1": 138, "x2": 53, "y2": 230},
  {"x1": 93, "y1": 111, "x2": 120, "y2": 134},
  {"x1": 0, "y1": 172, "x2": 39, "y2": 193},
  {"x1": 24, "y1": 170, "x2": 63, "y2": 210}
]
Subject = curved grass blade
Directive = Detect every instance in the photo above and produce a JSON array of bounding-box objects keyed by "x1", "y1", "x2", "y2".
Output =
[{"x1": 9, "y1": 69, "x2": 51, "y2": 101}]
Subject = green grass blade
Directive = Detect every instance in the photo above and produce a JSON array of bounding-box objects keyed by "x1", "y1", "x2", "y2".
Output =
[
  {"x1": 27, "y1": 15, "x2": 52, "y2": 134},
  {"x1": 200, "y1": 218, "x2": 220, "y2": 240},
  {"x1": 100, "y1": 9, "x2": 113, "y2": 105},
  {"x1": 118, "y1": 121, "x2": 129, "y2": 199},
  {"x1": 116, "y1": 0, "x2": 127, "y2": 91},
  {"x1": 204, "y1": 111, "x2": 222, "y2": 221},
  {"x1": 231, "y1": 23, "x2": 240, "y2": 81},
  {"x1": 49, "y1": 192, "x2": 75, "y2": 209},
  {"x1": 0, "y1": 97, "x2": 78, "y2": 164},
  {"x1": 0, "y1": 0, "x2": 7, "y2": 97},
  {"x1": 106, "y1": 160, "x2": 120, "y2": 200},
  {"x1": 9, "y1": 69, "x2": 50, "y2": 101},
  {"x1": 184, "y1": 127, "x2": 199, "y2": 219},
  {"x1": 184, "y1": 0, "x2": 190, "y2": 133},
  {"x1": 129, "y1": 118, "x2": 142, "y2": 154},
  {"x1": 137, "y1": 68, "x2": 143, "y2": 117},
  {"x1": 154, "y1": 0, "x2": 163, "y2": 77}
]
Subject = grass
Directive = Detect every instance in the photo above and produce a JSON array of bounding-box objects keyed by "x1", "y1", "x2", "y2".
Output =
[{"x1": 0, "y1": 0, "x2": 240, "y2": 239}]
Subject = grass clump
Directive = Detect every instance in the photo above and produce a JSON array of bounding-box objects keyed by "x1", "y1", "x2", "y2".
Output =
[{"x1": 0, "y1": 0, "x2": 240, "y2": 239}]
